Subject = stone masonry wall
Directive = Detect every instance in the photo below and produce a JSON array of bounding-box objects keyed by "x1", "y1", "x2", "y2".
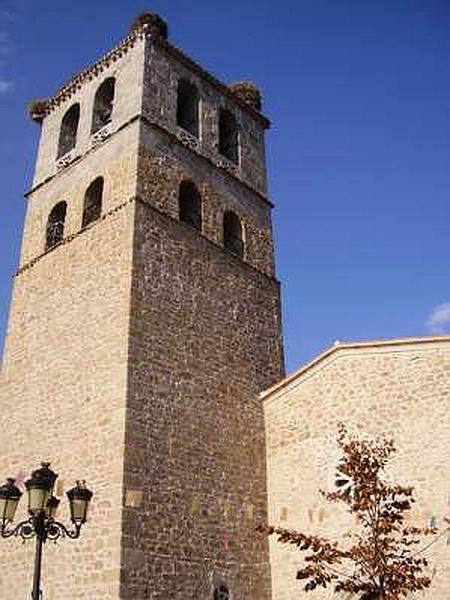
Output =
[
  {"x1": 142, "y1": 37, "x2": 268, "y2": 197},
  {"x1": 32, "y1": 38, "x2": 145, "y2": 188},
  {"x1": 136, "y1": 123, "x2": 275, "y2": 278},
  {"x1": 120, "y1": 200, "x2": 284, "y2": 599},
  {"x1": 263, "y1": 340, "x2": 450, "y2": 600},
  {"x1": 21, "y1": 123, "x2": 140, "y2": 266},
  {"x1": 0, "y1": 200, "x2": 135, "y2": 599},
  {"x1": 0, "y1": 105, "x2": 139, "y2": 598}
]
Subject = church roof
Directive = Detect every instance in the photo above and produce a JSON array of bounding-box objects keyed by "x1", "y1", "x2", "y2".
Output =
[{"x1": 261, "y1": 334, "x2": 450, "y2": 401}]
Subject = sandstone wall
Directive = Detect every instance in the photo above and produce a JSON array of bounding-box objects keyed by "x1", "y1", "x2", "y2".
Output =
[
  {"x1": 21, "y1": 123, "x2": 140, "y2": 265},
  {"x1": 263, "y1": 339, "x2": 450, "y2": 600},
  {"x1": 116, "y1": 37, "x2": 282, "y2": 596},
  {"x1": 120, "y1": 198, "x2": 284, "y2": 599},
  {"x1": 0, "y1": 199, "x2": 135, "y2": 599},
  {"x1": 137, "y1": 123, "x2": 275, "y2": 278},
  {"x1": 32, "y1": 38, "x2": 145, "y2": 188},
  {"x1": 0, "y1": 103, "x2": 139, "y2": 597},
  {"x1": 142, "y1": 37, "x2": 268, "y2": 197}
]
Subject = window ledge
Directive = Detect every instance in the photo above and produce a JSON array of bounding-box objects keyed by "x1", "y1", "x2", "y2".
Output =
[
  {"x1": 56, "y1": 151, "x2": 76, "y2": 171},
  {"x1": 176, "y1": 126, "x2": 200, "y2": 150},
  {"x1": 217, "y1": 155, "x2": 239, "y2": 176},
  {"x1": 91, "y1": 124, "x2": 112, "y2": 147}
]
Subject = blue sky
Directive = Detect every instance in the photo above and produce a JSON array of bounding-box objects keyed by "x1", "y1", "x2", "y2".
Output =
[{"x1": 1, "y1": 0, "x2": 450, "y2": 373}]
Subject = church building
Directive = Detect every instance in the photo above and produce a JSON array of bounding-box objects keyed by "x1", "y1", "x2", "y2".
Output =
[
  {"x1": 0, "y1": 12, "x2": 449, "y2": 600},
  {"x1": 263, "y1": 335, "x2": 450, "y2": 599}
]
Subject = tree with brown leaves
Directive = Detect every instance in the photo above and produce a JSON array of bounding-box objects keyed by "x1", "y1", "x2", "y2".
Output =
[{"x1": 261, "y1": 425, "x2": 441, "y2": 599}]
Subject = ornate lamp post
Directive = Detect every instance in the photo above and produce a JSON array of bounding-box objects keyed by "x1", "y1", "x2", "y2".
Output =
[{"x1": 0, "y1": 462, "x2": 93, "y2": 600}]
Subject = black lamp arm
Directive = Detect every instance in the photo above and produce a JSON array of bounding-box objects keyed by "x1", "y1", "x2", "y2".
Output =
[
  {"x1": 47, "y1": 520, "x2": 82, "y2": 541},
  {"x1": 1, "y1": 518, "x2": 36, "y2": 541},
  {"x1": 1, "y1": 517, "x2": 82, "y2": 542}
]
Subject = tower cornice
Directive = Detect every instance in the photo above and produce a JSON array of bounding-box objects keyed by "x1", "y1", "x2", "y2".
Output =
[
  {"x1": 28, "y1": 20, "x2": 270, "y2": 129},
  {"x1": 28, "y1": 29, "x2": 143, "y2": 122},
  {"x1": 24, "y1": 114, "x2": 274, "y2": 208},
  {"x1": 14, "y1": 194, "x2": 280, "y2": 286}
]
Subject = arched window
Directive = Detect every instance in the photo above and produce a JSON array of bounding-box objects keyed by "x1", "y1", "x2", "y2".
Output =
[
  {"x1": 218, "y1": 109, "x2": 239, "y2": 164},
  {"x1": 177, "y1": 80, "x2": 199, "y2": 138},
  {"x1": 57, "y1": 104, "x2": 80, "y2": 158},
  {"x1": 82, "y1": 177, "x2": 103, "y2": 228},
  {"x1": 179, "y1": 180, "x2": 201, "y2": 230},
  {"x1": 223, "y1": 211, "x2": 244, "y2": 257},
  {"x1": 214, "y1": 585, "x2": 230, "y2": 600},
  {"x1": 91, "y1": 78, "x2": 115, "y2": 134},
  {"x1": 45, "y1": 201, "x2": 67, "y2": 250}
]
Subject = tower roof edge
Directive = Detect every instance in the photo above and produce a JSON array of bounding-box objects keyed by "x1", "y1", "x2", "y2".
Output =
[
  {"x1": 28, "y1": 15, "x2": 270, "y2": 128},
  {"x1": 156, "y1": 38, "x2": 270, "y2": 128}
]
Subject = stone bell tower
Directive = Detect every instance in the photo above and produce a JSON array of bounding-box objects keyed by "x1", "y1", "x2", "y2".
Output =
[{"x1": 0, "y1": 13, "x2": 284, "y2": 599}]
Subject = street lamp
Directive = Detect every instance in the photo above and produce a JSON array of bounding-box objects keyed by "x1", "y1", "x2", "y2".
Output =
[{"x1": 0, "y1": 462, "x2": 93, "y2": 600}]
